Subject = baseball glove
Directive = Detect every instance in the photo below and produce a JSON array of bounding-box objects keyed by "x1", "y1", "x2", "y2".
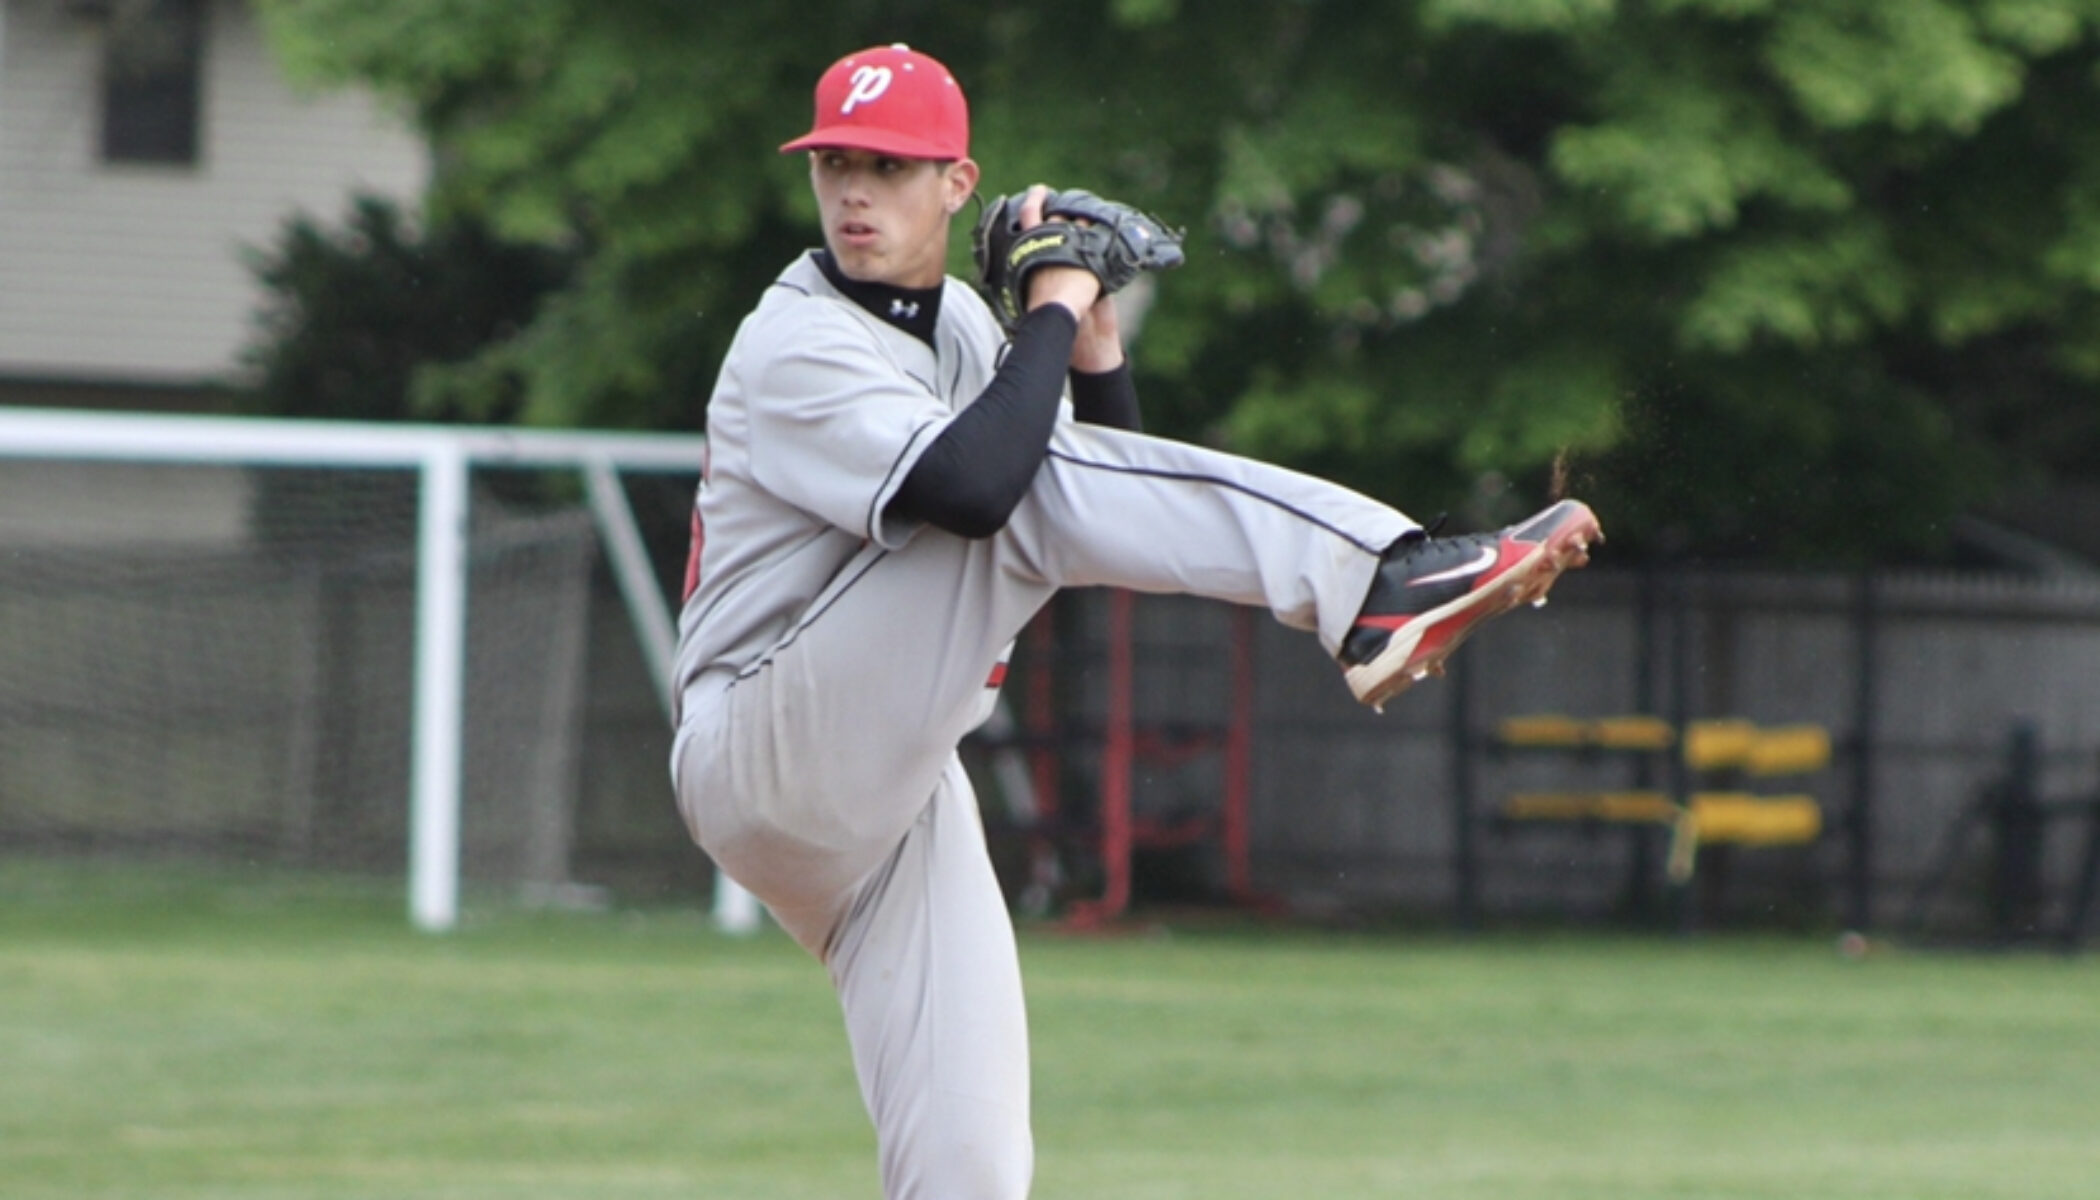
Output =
[{"x1": 971, "y1": 189, "x2": 1185, "y2": 331}]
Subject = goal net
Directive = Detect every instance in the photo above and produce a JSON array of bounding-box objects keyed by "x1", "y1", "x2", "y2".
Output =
[{"x1": 0, "y1": 408, "x2": 733, "y2": 929}]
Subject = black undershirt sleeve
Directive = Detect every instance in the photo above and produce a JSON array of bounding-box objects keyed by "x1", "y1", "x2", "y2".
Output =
[
  {"x1": 886, "y1": 306, "x2": 1078, "y2": 539},
  {"x1": 1070, "y1": 362, "x2": 1142, "y2": 432}
]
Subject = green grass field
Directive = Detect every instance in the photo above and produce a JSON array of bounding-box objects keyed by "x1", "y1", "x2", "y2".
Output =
[{"x1": 4, "y1": 861, "x2": 2097, "y2": 1200}]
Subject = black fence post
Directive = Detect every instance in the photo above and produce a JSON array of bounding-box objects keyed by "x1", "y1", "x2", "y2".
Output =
[
  {"x1": 1626, "y1": 561, "x2": 1660, "y2": 920},
  {"x1": 1991, "y1": 720, "x2": 2046, "y2": 944},
  {"x1": 2063, "y1": 751, "x2": 2100, "y2": 952},
  {"x1": 1450, "y1": 648, "x2": 1480, "y2": 932},
  {"x1": 1846, "y1": 570, "x2": 1879, "y2": 933},
  {"x1": 1668, "y1": 564, "x2": 1698, "y2": 932}
]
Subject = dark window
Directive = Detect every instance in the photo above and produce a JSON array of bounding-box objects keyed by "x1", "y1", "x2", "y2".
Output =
[{"x1": 101, "y1": 0, "x2": 206, "y2": 166}]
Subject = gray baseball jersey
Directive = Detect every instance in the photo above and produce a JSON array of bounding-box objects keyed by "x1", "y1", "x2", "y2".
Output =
[{"x1": 672, "y1": 250, "x2": 1418, "y2": 1199}]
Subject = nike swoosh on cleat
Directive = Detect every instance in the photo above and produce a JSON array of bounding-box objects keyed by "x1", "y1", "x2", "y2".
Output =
[{"x1": 1407, "y1": 545, "x2": 1500, "y2": 587}]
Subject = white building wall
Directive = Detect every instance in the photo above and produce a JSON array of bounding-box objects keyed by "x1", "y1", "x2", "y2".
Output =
[{"x1": 0, "y1": 0, "x2": 428, "y2": 385}]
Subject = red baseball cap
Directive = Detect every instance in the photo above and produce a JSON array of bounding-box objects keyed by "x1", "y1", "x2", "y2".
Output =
[{"x1": 780, "y1": 44, "x2": 970, "y2": 161}]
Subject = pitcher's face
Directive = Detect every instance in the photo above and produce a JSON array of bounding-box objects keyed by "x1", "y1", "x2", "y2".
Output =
[{"x1": 811, "y1": 149, "x2": 976, "y2": 289}]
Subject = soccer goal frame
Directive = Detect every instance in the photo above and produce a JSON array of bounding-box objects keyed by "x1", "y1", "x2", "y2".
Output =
[{"x1": 0, "y1": 406, "x2": 756, "y2": 933}]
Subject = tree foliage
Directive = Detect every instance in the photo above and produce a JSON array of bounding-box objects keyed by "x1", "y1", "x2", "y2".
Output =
[
  {"x1": 254, "y1": 0, "x2": 2100, "y2": 563},
  {"x1": 240, "y1": 195, "x2": 570, "y2": 424}
]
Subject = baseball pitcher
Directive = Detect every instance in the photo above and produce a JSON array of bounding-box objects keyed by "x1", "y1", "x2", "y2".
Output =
[{"x1": 670, "y1": 43, "x2": 1599, "y2": 1199}]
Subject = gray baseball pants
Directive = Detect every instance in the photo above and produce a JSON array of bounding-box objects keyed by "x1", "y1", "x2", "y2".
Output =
[{"x1": 674, "y1": 420, "x2": 1413, "y2": 1199}]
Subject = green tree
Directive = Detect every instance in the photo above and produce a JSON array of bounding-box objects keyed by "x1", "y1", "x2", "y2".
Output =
[
  {"x1": 255, "y1": 0, "x2": 2100, "y2": 563},
  {"x1": 241, "y1": 195, "x2": 570, "y2": 423}
]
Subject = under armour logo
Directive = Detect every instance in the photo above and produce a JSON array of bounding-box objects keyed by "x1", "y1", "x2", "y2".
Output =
[
  {"x1": 890, "y1": 298, "x2": 920, "y2": 320},
  {"x1": 842, "y1": 65, "x2": 893, "y2": 114}
]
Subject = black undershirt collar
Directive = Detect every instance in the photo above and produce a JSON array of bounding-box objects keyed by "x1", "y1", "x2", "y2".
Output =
[{"x1": 814, "y1": 250, "x2": 944, "y2": 348}]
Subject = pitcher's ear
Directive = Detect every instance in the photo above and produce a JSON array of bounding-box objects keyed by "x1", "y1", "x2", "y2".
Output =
[{"x1": 947, "y1": 158, "x2": 981, "y2": 212}]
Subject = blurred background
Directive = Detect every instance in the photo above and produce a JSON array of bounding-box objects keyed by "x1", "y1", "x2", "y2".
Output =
[{"x1": 4, "y1": 0, "x2": 2099, "y2": 946}]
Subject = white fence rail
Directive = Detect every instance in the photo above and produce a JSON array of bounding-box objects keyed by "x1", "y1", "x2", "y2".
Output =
[{"x1": 0, "y1": 407, "x2": 753, "y2": 932}]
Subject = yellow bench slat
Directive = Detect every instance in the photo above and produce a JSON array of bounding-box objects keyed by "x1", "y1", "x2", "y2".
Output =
[
  {"x1": 1495, "y1": 715, "x2": 1590, "y2": 747},
  {"x1": 1682, "y1": 719, "x2": 1759, "y2": 770},
  {"x1": 1687, "y1": 793, "x2": 1822, "y2": 845},
  {"x1": 1502, "y1": 791, "x2": 1678, "y2": 824},
  {"x1": 1746, "y1": 725, "x2": 1833, "y2": 775},
  {"x1": 1497, "y1": 715, "x2": 1829, "y2": 774},
  {"x1": 1501, "y1": 791, "x2": 1823, "y2": 846},
  {"x1": 1590, "y1": 716, "x2": 1677, "y2": 751},
  {"x1": 1496, "y1": 714, "x2": 1678, "y2": 750}
]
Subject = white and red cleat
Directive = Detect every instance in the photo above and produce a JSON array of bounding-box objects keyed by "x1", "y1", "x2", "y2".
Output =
[{"x1": 1340, "y1": 499, "x2": 1602, "y2": 711}]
